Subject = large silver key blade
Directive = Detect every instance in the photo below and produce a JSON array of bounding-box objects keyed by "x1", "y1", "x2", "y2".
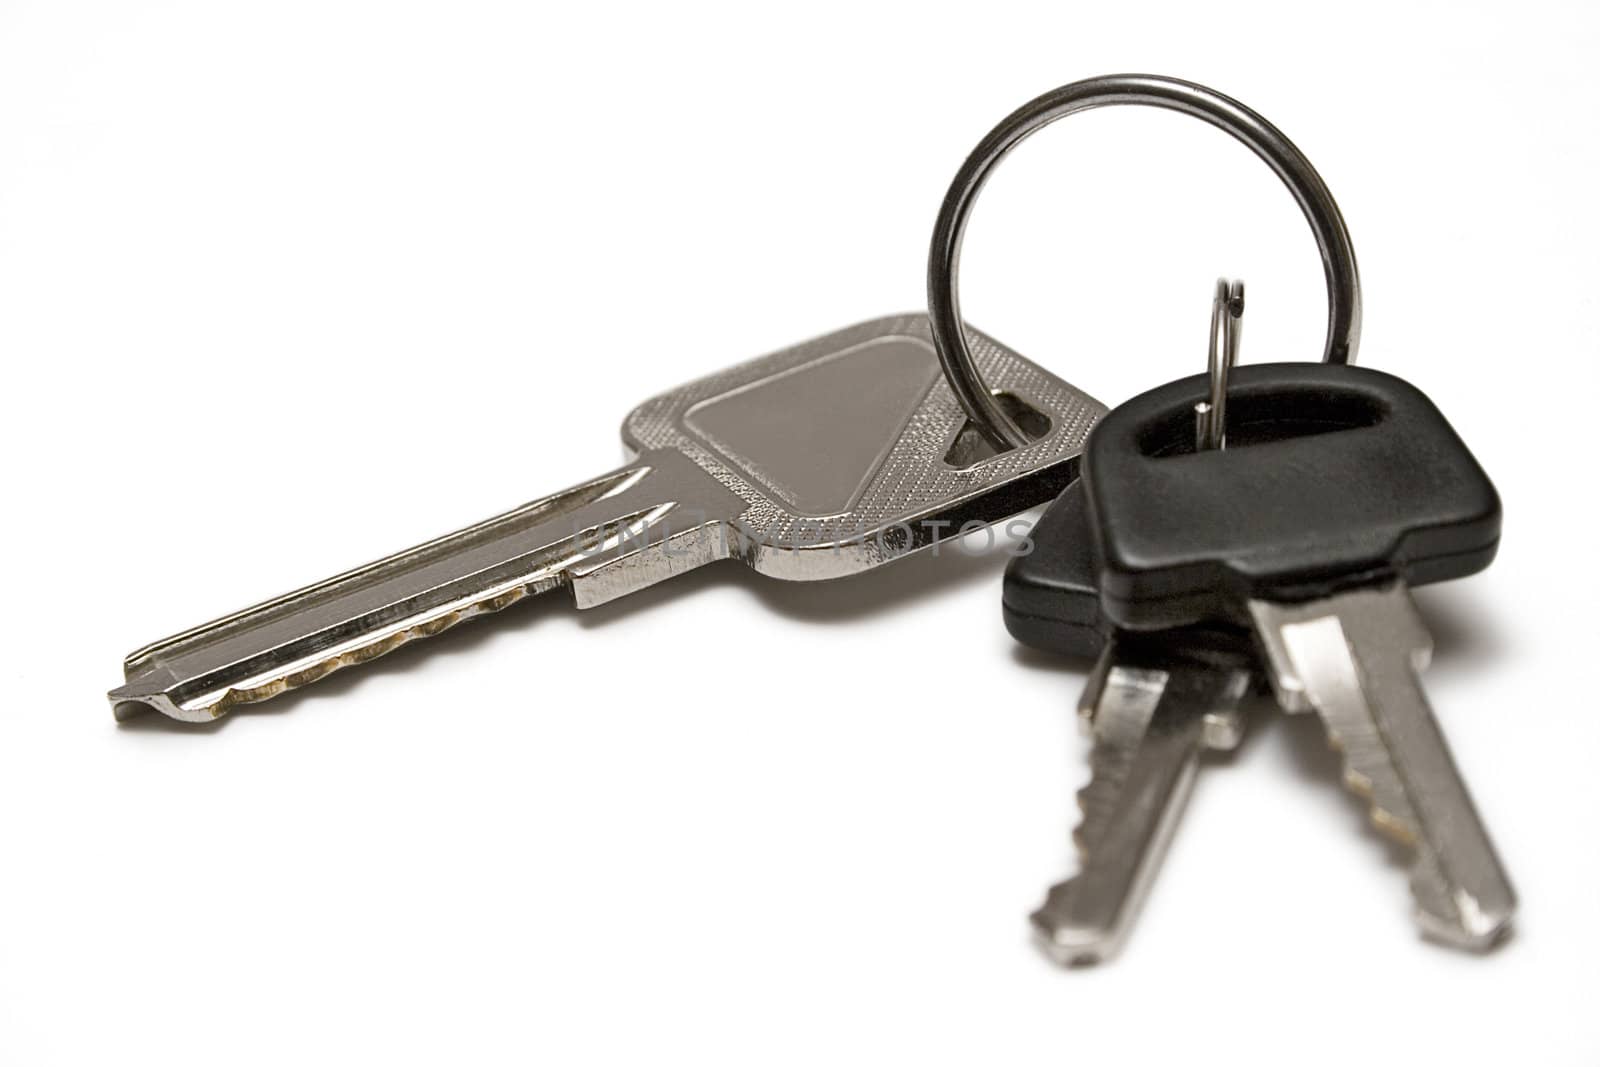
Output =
[
  {"x1": 1033, "y1": 636, "x2": 1251, "y2": 965},
  {"x1": 1249, "y1": 583, "x2": 1516, "y2": 950},
  {"x1": 110, "y1": 314, "x2": 1105, "y2": 722}
]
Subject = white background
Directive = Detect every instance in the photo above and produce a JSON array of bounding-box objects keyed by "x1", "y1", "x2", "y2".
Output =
[{"x1": 2, "y1": 1, "x2": 1596, "y2": 1063}]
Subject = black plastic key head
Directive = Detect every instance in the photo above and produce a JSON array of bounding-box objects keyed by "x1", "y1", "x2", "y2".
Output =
[
  {"x1": 1002, "y1": 481, "x2": 1108, "y2": 658},
  {"x1": 1003, "y1": 481, "x2": 1256, "y2": 664},
  {"x1": 1083, "y1": 363, "x2": 1501, "y2": 631}
]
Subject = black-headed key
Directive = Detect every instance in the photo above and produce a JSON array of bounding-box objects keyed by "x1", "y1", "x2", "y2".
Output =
[
  {"x1": 1005, "y1": 482, "x2": 1256, "y2": 964},
  {"x1": 1082, "y1": 361, "x2": 1513, "y2": 950}
]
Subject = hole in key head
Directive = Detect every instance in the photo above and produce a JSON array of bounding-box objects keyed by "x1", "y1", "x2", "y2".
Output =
[
  {"x1": 943, "y1": 392, "x2": 1052, "y2": 468},
  {"x1": 1134, "y1": 384, "x2": 1386, "y2": 458}
]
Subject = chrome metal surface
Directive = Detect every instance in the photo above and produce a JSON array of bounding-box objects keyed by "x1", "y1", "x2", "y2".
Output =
[
  {"x1": 110, "y1": 314, "x2": 1106, "y2": 722},
  {"x1": 927, "y1": 73, "x2": 1362, "y2": 451},
  {"x1": 1197, "y1": 278, "x2": 1245, "y2": 451},
  {"x1": 1250, "y1": 584, "x2": 1515, "y2": 950},
  {"x1": 1034, "y1": 637, "x2": 1250, "y2": 965}
]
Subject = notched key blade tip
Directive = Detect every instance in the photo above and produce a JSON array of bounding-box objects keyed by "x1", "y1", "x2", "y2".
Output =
[
  {"x1": 1030, "y1": 887, "x2": 1119, "y2": 967},
  {"x1": 1416, "y1": 895, "x2": 1515, "y2": 954},
  {"x1": 107, "y1": 680, "x2": 195, "y2": 723}
]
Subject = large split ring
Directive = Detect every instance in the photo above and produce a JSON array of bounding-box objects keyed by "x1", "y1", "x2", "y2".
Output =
[{"x1": 927, "y1": 74, "x2": 1363, "y2": 451}]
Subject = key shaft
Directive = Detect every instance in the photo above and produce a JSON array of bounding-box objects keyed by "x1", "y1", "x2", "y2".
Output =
[
  {"x1": 111, "y1": 451, "x2": 744, "y2": 722},
  {"x1": 1033, "y1": 639, "x2": 1249, "y2": 965},
  {"x1": 1250, "y1": 583, "x2": 1515, "y2": 950}
]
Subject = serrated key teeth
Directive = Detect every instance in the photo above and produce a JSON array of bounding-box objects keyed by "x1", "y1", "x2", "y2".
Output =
[
  {"x1": 1030, "y1": 881, "x2": 1120, "y2": 966},
  {"x1": 1368, "y1": 805, "x2": 1418, "y2": 847}
]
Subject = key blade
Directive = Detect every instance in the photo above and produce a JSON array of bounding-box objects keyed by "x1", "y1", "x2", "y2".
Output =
[
  {"x1": 110, "y1": 451, "x2": 743, "y2": 722},
  {"x1": 1034, "y1": 640, "x2": 1249, "y2": 965},
  {"x1": 1249, "y1": 585, "x2": 1516, "y2": 951}
]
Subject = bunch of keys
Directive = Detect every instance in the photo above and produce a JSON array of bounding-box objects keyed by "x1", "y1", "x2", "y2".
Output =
[
  {"x1": 108, "y1": 74, "x2": 1515, "y2": 962},
  {"x1": 1003, "y1": 303, "x2": 1512, "y2": 964},
  {"x1": 957, "y1": 81, "x2": 1514, "y2": 962}
]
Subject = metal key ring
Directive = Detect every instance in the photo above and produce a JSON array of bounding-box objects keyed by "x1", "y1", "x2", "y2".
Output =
[{"x1": 927, "y1": 74, "x2": 1363, "y2": 451}]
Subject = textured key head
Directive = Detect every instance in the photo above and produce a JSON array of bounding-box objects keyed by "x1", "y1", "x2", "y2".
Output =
[
  {"x1": 621, "y1": 314, "x2": 1106, "y2": 579},
  {"x1": 1084, "y1": 363, "x2": 1501, "y2": 630}
]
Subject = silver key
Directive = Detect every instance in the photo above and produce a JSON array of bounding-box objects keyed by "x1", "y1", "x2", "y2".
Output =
[
  {"x1": 109, "y1": 314, "x2": 1105, "y2": 722},
  {"x1": 1251, "y1": 585, "x2": 1515, "y2": 950},
  {"x1": 1033, "y1": 635, "x2": 1252, "y2": 965}
]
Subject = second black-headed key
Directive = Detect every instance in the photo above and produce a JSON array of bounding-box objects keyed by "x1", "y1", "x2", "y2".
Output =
[{"x1": 1006, "y1": 482, "x2": 1257, "y2": 965}]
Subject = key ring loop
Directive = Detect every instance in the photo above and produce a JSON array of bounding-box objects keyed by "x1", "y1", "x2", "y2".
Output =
[{"x1": 927, "y1": 74, "x2": 1363, "y2": 451}]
